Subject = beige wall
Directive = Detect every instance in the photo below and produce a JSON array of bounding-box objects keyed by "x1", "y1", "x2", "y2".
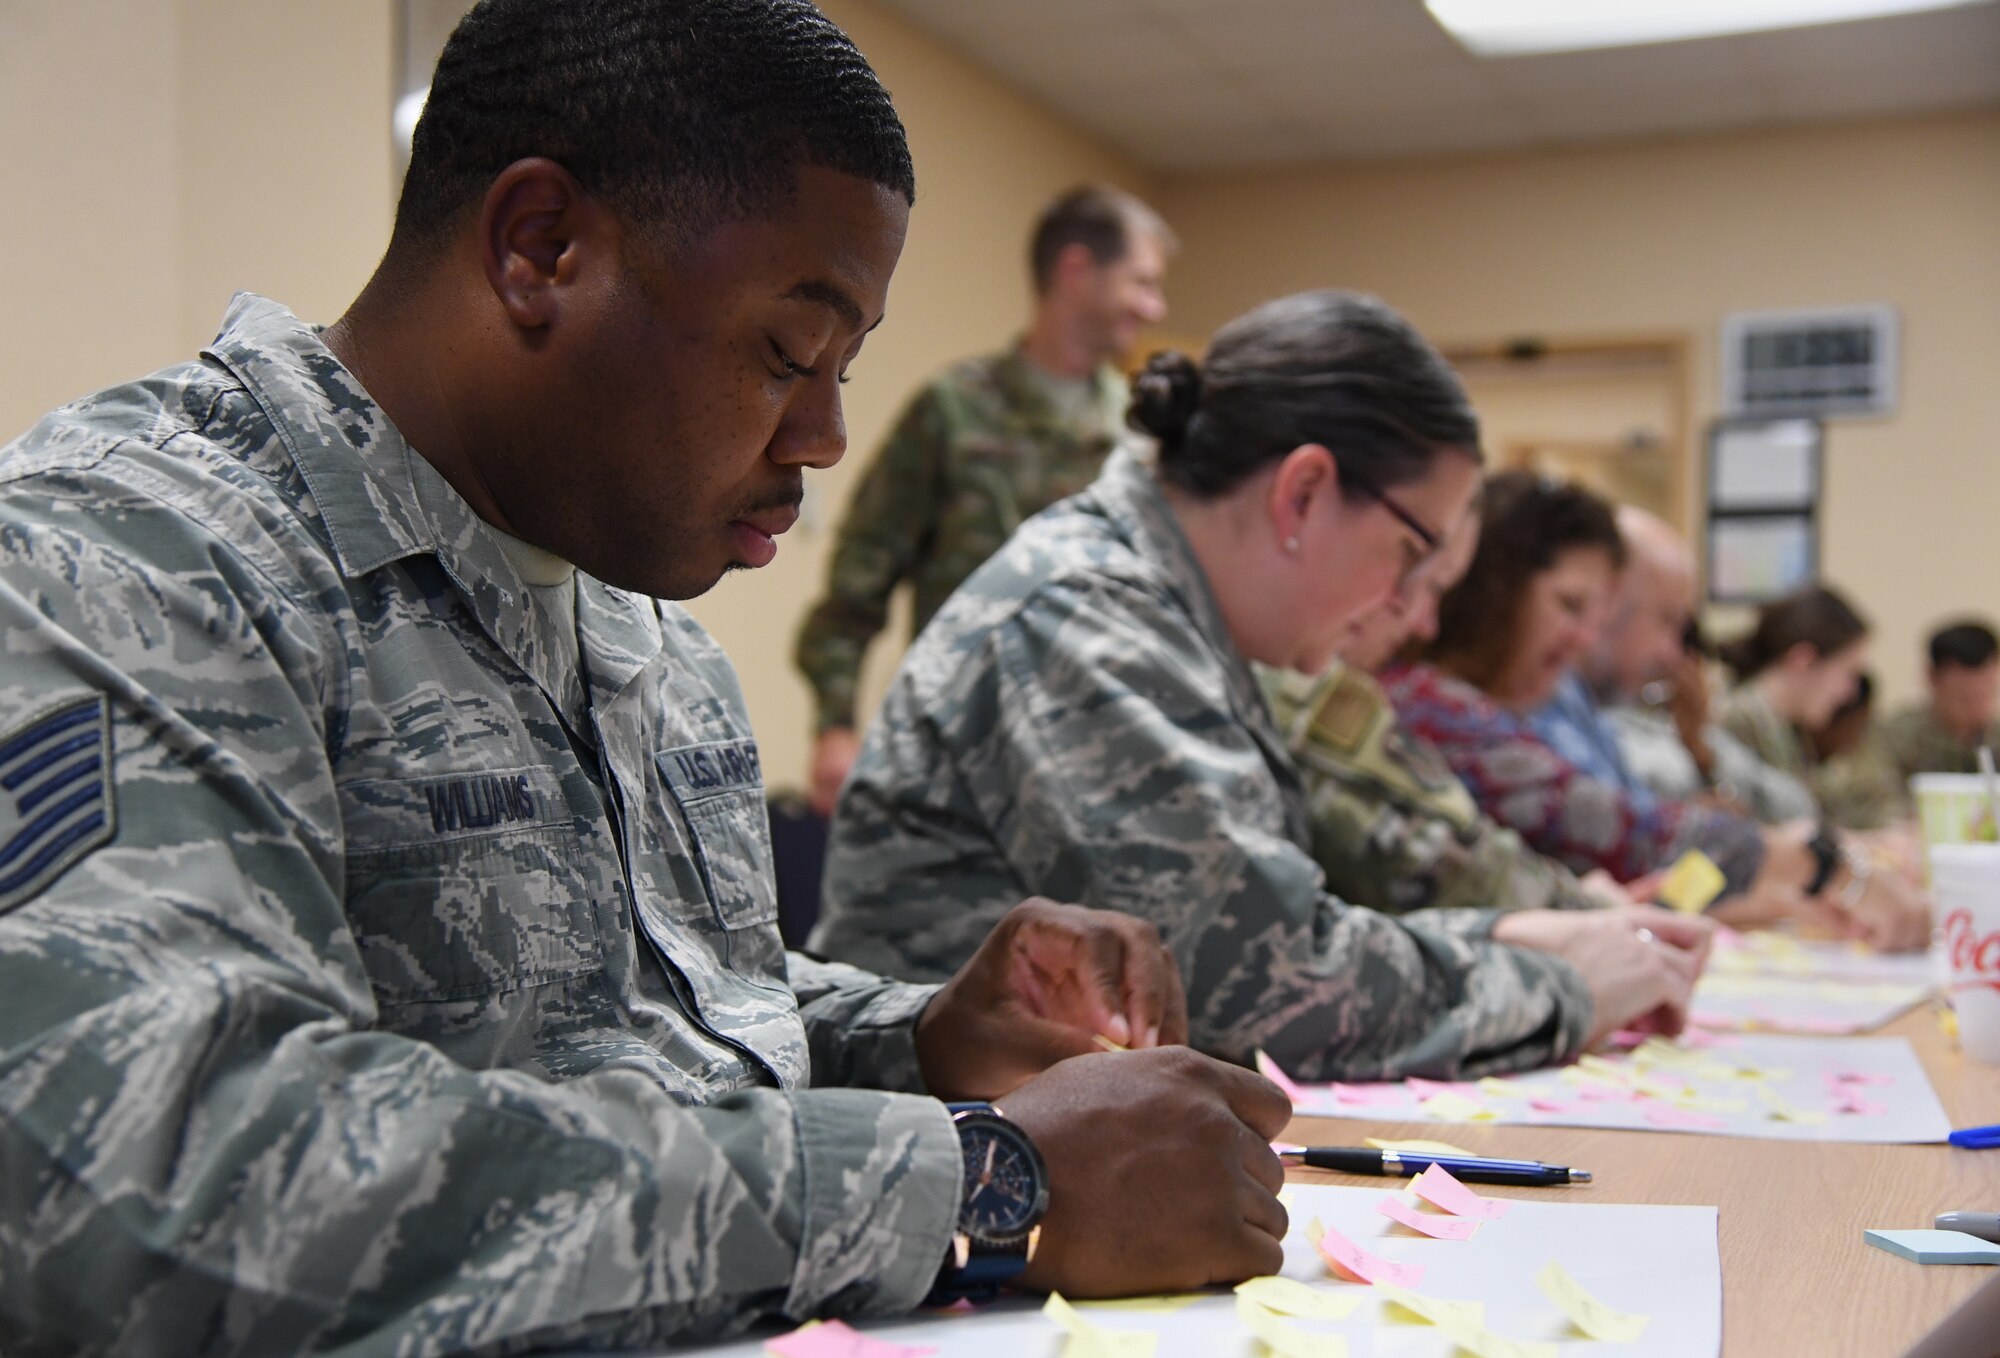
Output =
[
  {"x1": 682, "y1": 0, "x2": 1150, "y2": 789},
  {"x1": 1155, "y1": 111, "x2": 2000, "y2": 708},
  {"x1": 0, "y1": 0, "x2": 395, "y2": 436}
]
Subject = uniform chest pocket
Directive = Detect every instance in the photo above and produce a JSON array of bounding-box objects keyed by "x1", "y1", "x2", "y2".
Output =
[
  {"x1": 339, "y1": 767, "x2": 602, "y2": 1004},
  {"x1": 657, "y1": 740, "x2": 778, "y2": 931}
]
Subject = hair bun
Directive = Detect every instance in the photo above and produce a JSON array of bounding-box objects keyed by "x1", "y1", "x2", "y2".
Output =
[{"x1": 1129, "y1": 350, "x2": 1203, "y2": 447}]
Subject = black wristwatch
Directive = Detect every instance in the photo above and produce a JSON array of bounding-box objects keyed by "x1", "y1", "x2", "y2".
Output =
[
  {"x1": 926, "y1": 1102, "x2": 1049, "y2": 1303},
  {"x1": 1805, "y1": 824, "x2": 1842, "y2": 897}
]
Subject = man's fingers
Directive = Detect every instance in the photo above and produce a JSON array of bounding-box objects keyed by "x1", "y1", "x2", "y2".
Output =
[
  {"x1": 1210, "y1": 1222, "x2": 1287, "y2": 1287},
  {"x1": 1155, "y1": 944, "x2": 1190, "y2": 1047},
  {"x1": 1238, "y1": 1176, "x2": 1289, "y2": 1241},
  {"x1": 1206, "y1": 1057, "x2": 1293, "y2": 1139}
]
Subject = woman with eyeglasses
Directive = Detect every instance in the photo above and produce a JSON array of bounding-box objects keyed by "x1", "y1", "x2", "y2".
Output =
[{"x1": 808, "y1": 290, "x2": 1705, "y2": 1081}]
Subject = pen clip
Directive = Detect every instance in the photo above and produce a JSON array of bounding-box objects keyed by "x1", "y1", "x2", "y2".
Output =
[{"x1": 1948, "y1": 1124, "x2": 2000, "y2": 1150}]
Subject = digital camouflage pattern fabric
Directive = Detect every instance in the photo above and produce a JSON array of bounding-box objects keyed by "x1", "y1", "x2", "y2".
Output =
[
  {"x1": 793, "y1": 345, "x2": 1127, "y2": 730},
  {"x1": 1606, "y1": 702, "x2": 1818, "y2": 826},
  {"x1": 1719, "y1": 684, "x2": 1904, "y2": 830},
  {"x1": 0, "y1": 296, "x2": 962, "y2": 1355},
  {"x1": 811, "y1": 447, "x2": 1593, "y2": 1083},
  {"x1": 1261, "y1": 663, "x2": 1605, "y2": 916}
]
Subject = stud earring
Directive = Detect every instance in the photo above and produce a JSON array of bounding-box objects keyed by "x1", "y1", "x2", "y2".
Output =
[{"x1": 1283, "y1": 536, "x2": 1300, "y2": 553}]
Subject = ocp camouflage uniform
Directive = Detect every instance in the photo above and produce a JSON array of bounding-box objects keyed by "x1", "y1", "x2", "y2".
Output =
[
  {"x1": 1880, "y1": 702, "x2": 2000, "y2": 780},
  {"x1": 1260, "y1": 663, "x2": 1605, "y2": 916},
  {"x1": 811, "y1": 446, "x2": 1593, "y2": 1082},
  {"x1": 1719, "y1": 684, "x2": 1904, "y2": 830},
  {"x1": 0, "y1": 296, "x2": 961, "y2": 1355},
  {"x1": 793, "y1": 344, "x2": 1127, "y2": 730}
]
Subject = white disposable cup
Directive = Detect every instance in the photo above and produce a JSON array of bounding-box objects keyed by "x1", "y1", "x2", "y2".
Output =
[{"x1": 1930, "y1": 843, "x2": 2000, "y2": 1063}]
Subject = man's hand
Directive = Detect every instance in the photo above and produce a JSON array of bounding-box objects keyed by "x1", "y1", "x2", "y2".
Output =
[
  {"x1": 1002, "y1": 1048, "x2": 1290, "y2": 1297},
  {"x1": 916, "y1": 899, "x2": 1188, "y2": 1102},
  {"x1": 1493, "y1": 906, "x2": 1707, "y2": 1048},
  {"x1": 1845, "y1": 862, "x2": 1933, "y2": 953},
  {"x1": 808, "y1": 726, "x2": 861, "y2": 818}
]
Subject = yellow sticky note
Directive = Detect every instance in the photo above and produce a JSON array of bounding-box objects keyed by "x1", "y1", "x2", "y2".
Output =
[
  {"x1": 1578, "y1": 1053, "x2": 1636, "y2": 1082},
  {"x1": 1433, "y1": 1318, "x2": 1559, "y2": 1358},
  {"x1": 1560, "y1": 1066, "x2": 1627, "y2": 1091},
  {"x1": 1418, "y1": 1091, "x2": 1497, "y2": 1122},
  {"x1": 1477, "y1": 1076, "x2": 1524, "y2": 1099},
  {"x1": 1235, "y1": 1295, "x2": 1349, "y2": 1358},
  {"x1": 1073, "y1": 1294, "x2": 1204, "y2": 1313},
  {"x1": 1536, "y1": 1260, "x2": 1651, "y2": 1342},
  {"x1": 1373, "y1": 1280, "x2": 1486, "y2": 1329},
  {"x1": 1752, "y1": 1081, "x2": 1828, "y2": 1125},
  {"x1": 1659, "y1": 849, "x2": 1726, "y2": 913},
  {"x1": 1234, "y1": 1276, "x2": 1362, "y2": 1321},
  {"x1": 1366, "y1": 1138, "x2": 1476, "y2": 1157},
  {"x1": 1044, "y1": 1294, "x2": 1158, "y2": 1358}
]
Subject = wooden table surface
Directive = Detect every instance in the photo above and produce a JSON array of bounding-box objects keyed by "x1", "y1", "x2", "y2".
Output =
[{"x1": 1282, "y1": 1009, "x2": 2000, "y2": 1357}]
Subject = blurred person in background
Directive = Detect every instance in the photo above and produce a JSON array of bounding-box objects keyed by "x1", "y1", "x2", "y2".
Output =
[
  {"x1": 1880, "y1": 619, "x2": 2000, "y2": 779},
  {"x1": 794, "y1": 184, "x2": 1174, "y2": 814},
  {"x1": 1388, "y1": 477, "x2": 1927, "y2": 951}
]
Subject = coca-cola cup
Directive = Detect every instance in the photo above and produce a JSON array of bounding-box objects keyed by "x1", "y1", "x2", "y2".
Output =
[{"x1": 1931, "y1": 843, "x2": 2000, "y2": 1062}]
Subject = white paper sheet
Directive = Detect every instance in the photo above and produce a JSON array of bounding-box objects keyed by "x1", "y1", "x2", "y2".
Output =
[
  {"x1": 1288, "y1": 1034, "x2": 1951, "y2": 1144},
  {"x1": 1690, "y1": 972, "x2": 1932, "y2": 1034},
  {"x1": 668, "y1": 1185, "x2": 1721, "y2": 1358}
]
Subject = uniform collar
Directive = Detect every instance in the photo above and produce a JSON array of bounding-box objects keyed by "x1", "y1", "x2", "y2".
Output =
[
  {"x1": 1089, "y1": 444, "x2": 1280, "y2": 742},
  {"x1": 201, "y1": 293, "x2": 658, "y2": 728},
  {"x1": 997, "y1": 340, "x2": 1127, "y2": 427}
]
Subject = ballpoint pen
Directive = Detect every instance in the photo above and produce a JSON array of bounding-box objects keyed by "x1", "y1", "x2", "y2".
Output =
[{"x1": 1279, "y1": 1146, "x2": 1591, "y2": 1186}]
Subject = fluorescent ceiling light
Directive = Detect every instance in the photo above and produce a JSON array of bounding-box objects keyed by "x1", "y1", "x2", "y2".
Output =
[{"x1": 1425, "y1": 0, "x2": 1990, "y2": 55}]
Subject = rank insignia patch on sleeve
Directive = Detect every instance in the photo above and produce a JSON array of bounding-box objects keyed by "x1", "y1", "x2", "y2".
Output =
[{"x1": 0, "y1": 694, "x2": 114, "y2": 914}]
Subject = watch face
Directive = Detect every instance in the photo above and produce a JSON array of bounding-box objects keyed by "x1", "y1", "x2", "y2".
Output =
[{"x1": 957, "y1": 1112, "x2": 1049, "y2": 1246}]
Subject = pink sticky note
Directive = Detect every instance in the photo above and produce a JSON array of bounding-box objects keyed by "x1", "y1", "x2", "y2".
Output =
[
  {"x1": 1689, "y1": 1010, "x2": 1738, "y2": 1030},
  {"x1": 765, "y1": 1319, "x2": 938, "y2": 1358},
  {"x1": 1604, "y1": 1029, "x2": 1651, "y2": 1051},
  {"x1": 1830, "y1": 1068, "x2": 1894, "y2": 1087},
  {"x1": 1577, "y1": 1084, "x2": 1633, "y2": 1102},
  {"x1": 1529, "y1": 1096, "x2": 1575, "y2": 1114},
  {"x1": 1332, "y1": 1082, "x2": 1406, "y2": 1105},
  {"x1": 1835, "y1": 1095, "x2": 1889, "y2": 1116},
  {"x1": 1409, "y1": 1163, "x2": 1511, "y2": 1220},
  {"x1": 1407, "y1": 1077, "x2": 1478, "y2": 1100},
  {"x1": 1271, "y1": 1140, "x2": 1307, "y2": 1154},
  {"x1": 1376, "y1": 1194, "x2": 1480, "y2": 1240},
  {"x1": 1311, "y1": 1219, "x2": 1428, "y2": 1288},
  {"x1": 1255, "y1": 1050, "x2": 1307, "y2": 1105},
  {"x1": 1682, "y1": 1029, "x2": 1739, "y2": 1049},
  {"x1": 1642, "y1": 1103, "x2": 1726, "y2": 1131}
]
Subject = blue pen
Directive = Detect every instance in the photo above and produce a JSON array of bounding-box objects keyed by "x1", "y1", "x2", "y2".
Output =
[
  {"x1": 1948, "y1": 1123, "x2": 2000, "y2": 1149},
  {"x1": 1279, "y1": 1146, "x2": 1590, "y2": 1186}
]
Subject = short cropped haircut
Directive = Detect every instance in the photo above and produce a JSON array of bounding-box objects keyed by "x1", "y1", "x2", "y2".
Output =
[
  {"x1": 1029, "y1": 185, "x2": 1175, "y2": 294},
  {"x1": 1931, "y1": 621, "x2": 2000, "y2": 671},
  {"x1": 392, "y1": 0, "x2": 914, "y2": 255}
]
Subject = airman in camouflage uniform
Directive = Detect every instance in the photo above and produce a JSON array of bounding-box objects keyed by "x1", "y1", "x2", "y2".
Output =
[
  {"x1": 0, "y1": 295, "x2": 965, "y2": 1353},
  {"x1": 1261, "y1": 663, "x2": 1608, "y2": 916},
  {"x1": 812, "y1": 447, "x2": 1595, "y2": 1082}
]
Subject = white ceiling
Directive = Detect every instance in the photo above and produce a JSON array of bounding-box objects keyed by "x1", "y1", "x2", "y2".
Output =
[{"x1": 869, "y1": 0, "x2": 2000, "y2": 171}]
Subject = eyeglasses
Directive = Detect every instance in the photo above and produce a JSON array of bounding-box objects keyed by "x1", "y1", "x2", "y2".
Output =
[{"x1": 1348, "y1": 480, "x2": 1446, "y2": 588}]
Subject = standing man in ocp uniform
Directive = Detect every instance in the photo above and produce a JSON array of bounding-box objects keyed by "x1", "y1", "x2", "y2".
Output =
[{"x1": 794, "y1": 185, "x2": 1174, "y2": 814}]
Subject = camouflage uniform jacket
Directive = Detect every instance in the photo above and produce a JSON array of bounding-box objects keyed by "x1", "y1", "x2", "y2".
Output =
[
  {"x1": 1260, "y1": 663, "x2": 1605, "y2": 916},
  {"x1": 0, "y1": 296, "x2": 961, "y2": 1356},
  {"x1": 1880, "y1": 701, "x2": 2000, "y2": 780},
  {"x1": 1717, "y1": 684, "x2": 1903, "y2": 830},
  {"x1": 811, "y1": 447, "x2": 1593, "y2": 1082},
  {"x1": 792, "y1": 343, "x2": 1127, "y2": 729}
]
